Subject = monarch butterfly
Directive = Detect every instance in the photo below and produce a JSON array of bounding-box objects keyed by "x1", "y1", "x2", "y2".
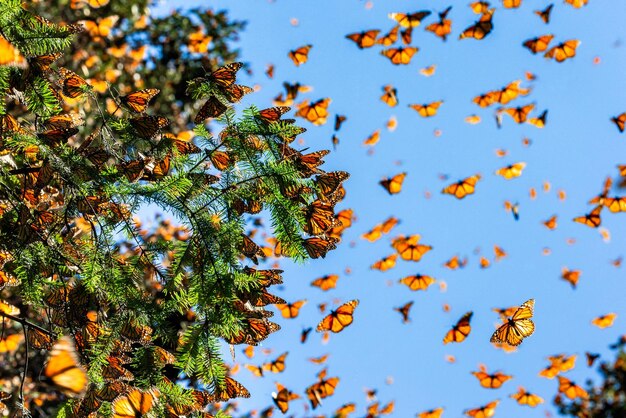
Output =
[
  {"x1": 558, "y1": 376, "x2": 589, "y2": 399},
  {"x1": 316, "y1": 299, "x2": 359, "y2": 333},
  {"x1": 464, "y1": 400, "x2": 499, "y2": 417},
  {"x1": 528, "y1": 109, "x2": 548, "y2": 128},
  {"x1": 120, "y1": 89, "x2": 160, "y2": 113},
  {"x1": 459, "y1": 9, "x2": 494, "y2": 40},
  {"x1": 602, "y1": 196, "x2": 626, "y2": 213},
  {"x1": 502, "y1": 104, "x2": 535, "y2": 124},
  {"x1": 591, "y1": 313, "x2": 617, "y2": 328},
  {"x1": 400, "y1": 27, "x2": 413, "y2": 45},
  {"x1": 495, "y1": 162, "x2": 526, "y2": 179},
  {"x1": 490, "y1": 299, "x2": 535, "y2": 346},
  {"x1": 301, "y1": 327, "x2": 312, "y2": 343},
  {"x1": 425, "y1": 6, "x2": 452, "y2": 41},
  {"x1": 388, "y1": 11, "x2": 432, "y2": 28},
  {"x1": 0, "y1": 334, "x2": 22, "y2": 353},
  {"x1": 523, "y1": 35, "x2": 554, "y2": 54},
  {"x1": 27, "y1": 327, "x2": 54, "y2": 350},
  {"x1": 472, "y1": 91, "x2": 500, "y2": 108},
  {"x1": 465, "y1": 114, "x2": 481, "y2": 124},
  {"x1": 272, "y1": 383, "x2": 300, "y2": 413},
  {"x1": 409, "y1": 101, "x2": 443, "y2": 117},
  {"x1": 376, "y1": 25, "x2": 399, "y2": 46},
  {"x1": 394, "y1": 301, "x2": 414, "y2": 323},
  {"x1": 380, "y1": 85, "x2": 399, "y2": 107},
  {"x1": 379, "y1": 172, "x2": 406, "y2": 194},
  {"x1": 315, "y1": 171, "x2": 350, "y2": 202},
  {"x1": 371, "y1": 254, "x2": 398, "y2": 271},
  {"x1": 58, "y1": 68, "x2": 91, "y2": 98},
  {"x1": 212, "y1": 376, "x2": 250, "y2": 401},
  {"x1": 111, "y1": 388, "x2": 159, "y2": 418},
  {"x1": 442, "y1": 174, "x2": 481, "y2": 199},
  {"x1": 288, "y1": 44, "x2": 312, "y2": 66},
  {"x1": 418, "y1": 408, "x2": 444, "y2": 418},
  {"x1": 130, "y1": 115, "x2": 169, "y2": 139},
  {"x1": 44, "y1": 113, "x2": 84, "y2": 130},
  {"x1": 29, "y1": 52, "x2": 62, "y2": 74},
  {"x1": 443, "y1": 311, "x2": 473, "y2": 344},
  {"x1": 119, "y1": 320, "x2": 153, "y2": 344},
  {"x1": 367, "y1": 401, "x2": 395, "y2": 416},
  {"x1": 471, "y1": 364, "x2": 512, "y2": 389},
  {"x1": 275, "y1": 300, "x2": 307, "y2": 318},
  {"x1": 586, "y1": 352, "x2": 600, "y2": 367},
  {"x1": 381, "y1": 46, "x2": 419, "y2": 65},
  {"x1": 227, "y1": 318, "x2": 280, "y2": 346},
  {"x1": 303, "y1": 237, "x2": 338, "y2": 259},
  {"x1": 207, "y1": 62, "x2": 243, "y2": 88},
  {"x1": 345, "y1": 30, "x2": 380, "y2": 49},
  {"x1": 561, "y1": 267, "x2": 580, "y2": 288},
  {"x1": 306, "y1": 376, "x2": 339, "y2": 408},
  {"x1": 502, "y1": 0, "x2": 521, "y2": 8},
  {"x1": 335, "y1": 403, "x2": 357, "y2": 416},
  {"x1": 257, "y1": 106, "x2": 290, "y2": 123},
  {"x1": 535, "y1": 4, "x2": 553, "y2": 23},
  {"x1": 444, "y1": 255, "x2": 467, "y2": 270},
  {"x1": 303, "y1": 200, "x2": 336, "y2": 236},
  {"x1": 564, "y1": 0, "x2": 588, "y2": 8},
  {"x1": 311, "y1": 274, "x2": 339, "y2": 291},
  {"x1": 44, "y1": 337, "x2": 88, "y2": 396},
  {"x1": 295, "y1": 98, "x2": 331, "y2": 125},
  {"x1": 544, "y1": 40, "x2": 580, "y2": 62},
  {"x1": 573, "y1": 205, "x2": 603, "y2": 228},
  {"x1": 82, "y1": 16, "x2": 119, "y2": 41},
  {"x1": 194, "y1": 95, "x2": 227, "y2": 123},
  {"x1": 511, "y1": 387, "x2": 544, "y2": 407},
  {"x1": 392, "y1": 235, "x2": 433, "y2": 261},
  {"x1": 399, "y1": 274, "x2": 435, "y2": 291},
  {"x1": 263, "y1": 352, "x2": 288, "y2": 373},
  {"x1": 611, "y1": 112, "x2": 626, "y2": 132},
  {"x1": 38, "y1": 127, "x2": 79, "y2": 146}
]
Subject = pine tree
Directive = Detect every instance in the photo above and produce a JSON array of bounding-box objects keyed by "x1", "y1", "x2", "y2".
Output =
[{"x1": 0, "y1": 1, "x2": 349, "y2": 416}]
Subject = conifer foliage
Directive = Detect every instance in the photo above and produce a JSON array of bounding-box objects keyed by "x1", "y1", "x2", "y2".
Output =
[{"x1": 0, "y1": 1, "x2": 348, "y2": 416}]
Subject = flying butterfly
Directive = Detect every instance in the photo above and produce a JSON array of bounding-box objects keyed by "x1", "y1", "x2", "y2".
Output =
[
  {"x1": 495, "y1": 162, "x2": 526, "y2": 179},
  {"x1": 295, "y1": 98, "x2": 331, "y2": 125},
  {"x1": 371, "y1": 254, "x2": 398, "y2": 271},
  {"x1": 388, "y1": 11, "x2": 432, "y2": 28},
  {"x1": 45, "y1": 337, "x2": 88, "y2": 396},
  {"x1": 459, "y1": 9, "x2": 494, "y2": 40},
  {"x1": 535, "y1": 4, "x2": 554, "y2": 23},
  {"x1": 502, "y1": 0, "x2": 521, "y2": 8},
  {"x1": 120, "y1": 89, "x2": 160, "y2": 113},
  {"x1": 501, "y1": 103, "x2": 535, "y2": 124},
  {"x1": 394, "y1": 301, "x2": 414, "y2": 323},
  {"x1": 213, "y1": 376, "x2": 251, "y2": 401},
  {"x1": 464, "y1": 400, "x2": 499, "y2": 418},
  {"x1": 471, "y1": 364, "x2": 512, "y2": 389},
  {"x1": 490, "y1": 299, "x2": 535, "y2": 346},
  {"x1": 441, "y1": 174, "x2": 481, "y2": 199},
  {"x1": 511, "y1": 387, "x2": 544, "y2": 407},
  {"x1": 346, "y1": 30, "x2": 380, "y2": 49},
  {"x1": 528, "y1": 109, "x2": 548, "y2": 128},
  {"x1": 275, "y1": 300, "x2": 307, "y2": 319},
  {"x1": 573, "y1": 205, "x2": 603, "y2": 228},
  {"x1": 303, "y1": 237, "x2": 338, "y2": 259},
  {"x1": 381, "y1": 47, "x2": 419, "y2": 65},
  {"x1": 311, "y1": 274, "x2": 339, "y2": 291},
  {"x1": 558, "y1": 376, "x2": 589, "y2": 400},
  {"x1": 288, "y1": 44, "x2": 312, "y2": 66},
  {"x1": 409, "y1": 101, "x2": 443, "y2": 117},
  {"x1": 443, "y1": 311, "x2": 473, "y2": 344},
  {"x1": 611, "y1": 112, "x2": 626, "y2": 132},
  {"x1": 82, "y1": 16, "x2": 119, "y2": 41},
  {"x1": 523, "y1": 35, "x2": 554, "y2": 54},
  {"x1": 379, "y1": 172, "x2": 407, "y2": 195},
  {"x1": 425, "y1": 7, "x2": 452, "y2": 41},
  {"x1": 380, "y1": 85, "x2": 399, "y2": 107},
  {"x1": 316, "y1": 299, "x2": 359, "y2": 333},
  {"x1": 418, "y1": 408, "x2": 444, "y2": 418},
  {"x1": 392, "y1": 235, "x2": 433, "y2": 261},
  {"x1": 591, "y1": 313, "x2": 617, "y2": 329},
  {"x1": 257, "y1": 106, "x2": 290, "y2": 123},
  {"x1": 544, "y1": 40, "x2": 580, "y2": 62},
  {"x1": 262, "y1": 352, "x2": 288, "y2": 373},
  {"x1": 272, "y1": 383, "x2": 300, "y2": 413},
  {"x1": 398, "y1": 274, "x2": 435, "y2": 291},
  {"x1": 564, "y1": 0, "x2": 588, "y2": 8},
  {"x1": 376, "y1": 25, "x2": 399, "y2": 46}
]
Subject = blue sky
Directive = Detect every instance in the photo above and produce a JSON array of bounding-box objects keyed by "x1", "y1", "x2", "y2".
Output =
[{"x1": 156, "y1": 1, "x2": 626, "y2": 416}]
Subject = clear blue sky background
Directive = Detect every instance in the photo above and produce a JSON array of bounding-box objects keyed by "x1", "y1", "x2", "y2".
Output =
[{"x1": 155, "y1": 1, "x2": 626, "y2": 416}]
